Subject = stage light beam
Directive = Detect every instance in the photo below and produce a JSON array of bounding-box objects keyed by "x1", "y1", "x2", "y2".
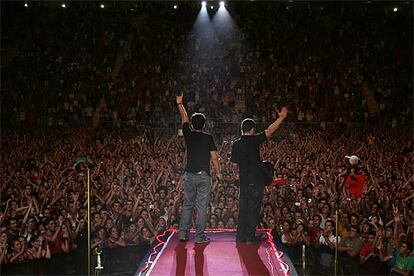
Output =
[
  {"x1": 202, "y1": 1, "x2": 206, "y2": 7},
  {"x1": 220, "y1": 2, "x2": 225, "y2": 8}
]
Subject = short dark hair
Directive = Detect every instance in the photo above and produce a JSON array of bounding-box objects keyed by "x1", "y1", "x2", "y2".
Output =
[
  {"x1": 191, "y1": 113, "x2": 206, "y2": 130},
  {"x1": 350, "y1": 225, "x2": 360, "y2": 234},
  {"x1": 313, "y1": 214, "x2": 322, "y2": 221},
  {"x1": 402, "y1": 241, "x2": 413, "y2": 253},
  {"x1": 241, "y1": 118, "x2": 256, "y2": 134}
]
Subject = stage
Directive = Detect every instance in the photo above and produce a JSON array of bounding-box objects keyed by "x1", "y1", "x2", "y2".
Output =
[{"x1": 136, "y1": 229, "x2": 297, "y2": 276}]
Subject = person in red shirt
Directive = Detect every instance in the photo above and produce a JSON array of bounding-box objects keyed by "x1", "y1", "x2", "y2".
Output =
[
  {"x1": 344, "y1": 173, "x2": 367, "y2": 198},
  {"x1": 342, "y1": 156, "x2": 367, "y2": 198},
  {"x1": 41, "y1": 219, "x2": 63, "y2": 256}
]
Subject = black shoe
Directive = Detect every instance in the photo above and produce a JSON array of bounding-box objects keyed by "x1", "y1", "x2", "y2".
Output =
[
  {"x1": 195, "y1": 236, "x2": 210, "y2": 244},
  {"x1": 256, "y1": 233, "x2": 267, "y2": 240},
  {"x1": 179, "y1": 236, "x2": 189, "y2": 242}
]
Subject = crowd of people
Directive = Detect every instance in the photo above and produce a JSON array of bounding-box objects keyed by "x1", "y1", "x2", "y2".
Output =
[
  {"x1": 1, "y1": 123, "x2": 413, "y2": 274},
  {"x1": 1, "y1": 2, "x2": 412, "y2": 129},
  {"x1": 1, "y1": 1, "x2": 413, "y2": 275}
]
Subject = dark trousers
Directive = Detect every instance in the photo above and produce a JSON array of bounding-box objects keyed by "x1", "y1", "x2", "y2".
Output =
[{"x1": 237, "y1": 184, "x2": 264, "y2": 241}]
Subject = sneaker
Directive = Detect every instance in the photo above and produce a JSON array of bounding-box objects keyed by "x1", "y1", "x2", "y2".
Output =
[{"x1": 195, "y1": 236, "x2": 210, "y2": 244}]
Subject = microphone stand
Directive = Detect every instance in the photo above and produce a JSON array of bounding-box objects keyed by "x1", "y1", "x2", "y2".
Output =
[
  {"x1": 87, "y1": 168, "x2": 91, "y2": 276},
  {"x1": 75, "y1": 158, "x2": 93, "y2": 276}
]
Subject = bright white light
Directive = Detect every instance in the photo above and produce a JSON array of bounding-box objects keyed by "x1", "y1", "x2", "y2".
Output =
[
  {"x1": 24, "y1": 2, "x2": 28, "y2": 7},
  {"x1": 61, "y1": 3, "x2": 66, "y2": 8},
  {"x1": 393, "y1": 7, "x2": 398, "y2": 12},
  {"x1": 219, "y1": 1, "x2": 225, "y2": 7},
  {"x1": 174, "y1": 5, "x2": 178, "y2": 9},
  {"x1": 201, "y1": 1, "x2": 206, "y2": 7},
  {"x1": 100, "y1": 4, "x2": 105, "y2": 8},
  {"x1": 210, "y1": 5, "x2": 214, "y2": 9}
]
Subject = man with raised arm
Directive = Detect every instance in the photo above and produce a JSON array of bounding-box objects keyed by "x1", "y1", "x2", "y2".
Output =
[
  {"x1": 231, "y1": 107, "x2": 288, "y2": 244},
  {"x1": 176, "y1": 94, "x2": 222, "y2": 244}
]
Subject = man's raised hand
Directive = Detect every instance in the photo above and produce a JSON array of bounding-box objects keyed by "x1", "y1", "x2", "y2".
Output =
[
  {"x1": 176, "y1": 93, "x2": 183, "y2": 105},
  {"x1": 277, "y1": 107, "x2": 288, "y2": 119}
]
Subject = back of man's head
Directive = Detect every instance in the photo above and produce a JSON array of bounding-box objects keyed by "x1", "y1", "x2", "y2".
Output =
[
  {"x1": 191, "y1": 113, "x2": 206, "y2": 130},
  {"x1": 241, "y1": 118, "x2": 256, "y2": 135}
]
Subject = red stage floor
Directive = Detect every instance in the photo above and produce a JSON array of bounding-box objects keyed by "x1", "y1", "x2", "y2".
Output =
[{"x1": 137, "y1": 229, "x2": 293, "y2": 276}]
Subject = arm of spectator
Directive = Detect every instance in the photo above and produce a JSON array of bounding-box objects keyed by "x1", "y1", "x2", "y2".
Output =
[
  {"x1": 1, "y1": 199, "x2": 11, "y2": 225},
  {"x1": 61, "y1": 239, "x2": 71, "y2": 253},
  {"x1": 47, "y1": 223, "x2": 62, "y2": 244},
  {"x1": 360, "y1": 252, "x2": 374, "y2": 265},
  {"x1": 265, "y1": 107, "x2": 288, "y2": 138},
  {"x1": 393, "y1": 205, "x2": 400, "y2": 246},
  {"x1": 143, "y1": 214, "x2": 157, "y2": 236},
  {"x1": 94, "y1": 193, "x2": 105, "y2": 204},
  {"x1": 338, "y1": 238, "x2": 354, "y2": 254},
  {"x1": 302, "y1": 232, "x2": 311, "y2": 247},
  {"x1": 176, "y1": 94, "x2": 189, "y2": 124},
  {"x1": 42, "y1": 240, "x2": 50, "y2": 260},
  {"x1": 155, "y1": 169, "x2": 164, "y2": 185},
  {"x1": 50, "y1": 190, "x2": 63, "y2": 206},
  {"x1": 0, "y1": 243, "x2": 8, "y2": 265},
  {"x1": 9, "y1": 246, "x2": 25, "y2": 263},
  {"x1": 132, "y1": 197, "x2": 140, "y2": 217},
  {"x1": 109, "y1": 235, "x2": 126, "y2": 247},
  {"x1": 390, "y1": 268, "x2": 411, "y2": 276},
  {"x1": 16, "y1": 205, "x2": 30, "y2": 213},
  {"x1": 105, "y1": 188, "x2": 116, "y2": 207},
  {"x1": 19, "y1": 202, "x2": 32, "y2": 235}
]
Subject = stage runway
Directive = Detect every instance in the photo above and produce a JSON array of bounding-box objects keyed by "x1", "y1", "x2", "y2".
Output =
[{"x1": 136, "y1": 229, "x2": 297, "y2": 276}]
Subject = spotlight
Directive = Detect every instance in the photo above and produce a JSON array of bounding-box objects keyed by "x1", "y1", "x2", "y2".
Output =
[
  {"x1": 219, "y1": 1, "x2": 225, "y2": 7},
  {"x1": 100, "y1": 4, "x2": 105, "y2": 8},
  {"x1": 210, "y1": 5, "x2": 214, "y2": 9},
  {"x1": 61, "y1": 3, "x2": 66, "y2": 8},
  {"x1": 24, "y1": 2, "x2": 28, "y2": 7},
  {"x1": 173, "y1": 4, "x2": 178, "y2": 9},
  {"x1": 201, "y1": 1, "x2": 206, "y2": 7},
  {"x1": 393, "y1": 7, "x2": 398, "y2": 12}
]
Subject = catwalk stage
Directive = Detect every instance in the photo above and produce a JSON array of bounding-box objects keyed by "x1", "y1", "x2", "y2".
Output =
[{"x1": 136, "y1": 229, "x2": 297, "y2": 276}]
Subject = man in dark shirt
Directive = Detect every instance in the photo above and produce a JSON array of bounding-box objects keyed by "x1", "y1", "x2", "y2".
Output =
[
  {"x1": 176, "y1": 94, "x2": 222, "y2": 244},
  {"x1": 231, "y1": 107, "x2": 288, "y2": 244}
]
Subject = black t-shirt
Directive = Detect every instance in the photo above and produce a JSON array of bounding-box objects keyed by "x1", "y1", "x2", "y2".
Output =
[
  {"x1": 230, "y1": 132, "x2": 268, "y2": 187},
  {"x1": 183, "y1": 122, "x2": 217, "y2": 174}
]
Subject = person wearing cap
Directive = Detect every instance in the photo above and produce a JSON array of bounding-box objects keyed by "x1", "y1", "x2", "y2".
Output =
[
  {"x1": 343, "y1": 155, "x2": 367, "y2": 198},
  {"x1": 230, "y1": 107, "x2": 288, "y2": 244},
  {"x1": 176, "y1": 94, "x2": 222, "y2": 244}
]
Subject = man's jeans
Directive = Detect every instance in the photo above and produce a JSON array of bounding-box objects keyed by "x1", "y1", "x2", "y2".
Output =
[{"x1": 179, "y1": 171, "x2": 211, "y2": 241}]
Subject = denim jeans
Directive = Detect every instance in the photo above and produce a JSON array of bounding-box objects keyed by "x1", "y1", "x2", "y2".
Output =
[{"x1": 179, "y1": 171, "x2": 211, "y2": 241}]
